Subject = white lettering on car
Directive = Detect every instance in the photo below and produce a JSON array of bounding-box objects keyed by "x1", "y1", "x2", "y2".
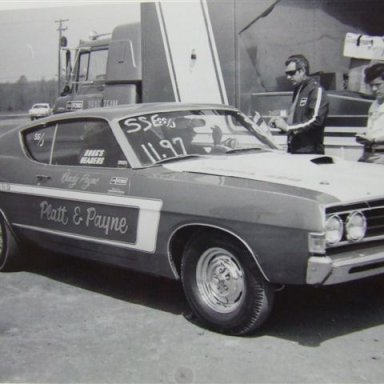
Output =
[
  {"x1": 61, "y1": 171, "x2": 100, "y2": 190},
  {"x1": 85, "y1": 207, "x2": 129, "y2": 235},
  {"x1": 40, "y1": 201, "x2": 69, "y2": 225},
  {"x1": 80, "y1": 149, "x2": 105, "y2": 165},
  {"x1": 39, "y1": 201, "x2": 129, "y2": 236},
  {"x1": 123, "y1": 114, "x2": 175, "y2": 134}
]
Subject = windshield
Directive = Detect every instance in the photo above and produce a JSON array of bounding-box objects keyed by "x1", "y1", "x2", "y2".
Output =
[{"x1": 118, "y1": 109, "x2": 277, "y2": 167}]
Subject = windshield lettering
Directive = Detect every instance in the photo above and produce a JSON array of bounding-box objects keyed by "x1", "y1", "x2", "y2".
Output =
[{"x1": 119, "y1": 109, "x2": 276, "y2": 166}]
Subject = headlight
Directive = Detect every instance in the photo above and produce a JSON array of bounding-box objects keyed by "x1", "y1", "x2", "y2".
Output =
[
  {"x1": 345, "y1": 211, "x2": 367, "y2": 242},
  {"x1": 325, "y1": 215, "x2": 343, "y2": 245}
]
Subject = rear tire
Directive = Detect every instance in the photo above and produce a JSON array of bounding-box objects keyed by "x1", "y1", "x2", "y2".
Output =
[
  {"x1": 0, "y1": 214, "x2": 22, "y2": 272},
  {"x1": 181, "y1": 231, "x2": 274, "y2": 335}
]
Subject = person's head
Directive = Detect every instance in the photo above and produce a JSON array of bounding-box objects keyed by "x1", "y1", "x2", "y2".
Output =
[
  {"x1": 284, "y1": 54, "x2": 310, "y2": 87},
  {"x1": 364, "y1": 63, "x2": 384, "y2": 103}
]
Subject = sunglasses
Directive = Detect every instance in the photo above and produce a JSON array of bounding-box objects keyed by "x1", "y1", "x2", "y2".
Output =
[{"x1": 285, "y1": 68, "x2": 302, "y2": 76}]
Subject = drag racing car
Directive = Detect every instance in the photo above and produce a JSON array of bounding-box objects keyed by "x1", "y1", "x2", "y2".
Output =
[{"x1": 1, "y1": 103, "x2": 384, "y2": 335}]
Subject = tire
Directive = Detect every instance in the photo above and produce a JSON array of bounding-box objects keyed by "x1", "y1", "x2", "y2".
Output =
[
  {"x1": 0, "y1": 214, "x2": 22, "y2": 272},
  {"x1": 181, "y1": 231, "x2": 274, "y2": 336}
]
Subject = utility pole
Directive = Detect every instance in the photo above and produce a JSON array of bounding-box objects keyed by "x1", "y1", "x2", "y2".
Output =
[{"x1": 55, "y1": 18, "x2": 69, "y2": 96}]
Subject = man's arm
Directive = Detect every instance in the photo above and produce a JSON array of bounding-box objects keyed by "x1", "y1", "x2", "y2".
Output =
[
  {"x1": 288, "y1": 86, "x2": 328, "y2": 132},
  {"x1": 270, "y1": 86, "x2": 328, "y2": 133}
]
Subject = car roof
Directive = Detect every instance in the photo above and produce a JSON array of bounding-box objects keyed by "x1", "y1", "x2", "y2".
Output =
[{"x1": 40, "y1": 102, "x2": 239, "y2": 123}]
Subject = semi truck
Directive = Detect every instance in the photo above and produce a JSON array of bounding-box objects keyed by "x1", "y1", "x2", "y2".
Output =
[{"x1": 53, "y1": 0, "x2": 383, "y2": 160}]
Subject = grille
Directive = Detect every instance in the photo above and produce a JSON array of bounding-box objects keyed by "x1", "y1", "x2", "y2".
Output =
[
  {"x1": 365, "y1": 200, "x2": 384, "y2": 239},
  {"x1": 326, "y1": 198, "x2": 384, "y2": 246}
]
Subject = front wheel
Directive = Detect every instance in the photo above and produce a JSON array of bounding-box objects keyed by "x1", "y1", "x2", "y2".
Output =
[{"x1": 181, "y1": 232, "x2": 274, "y2": 335}]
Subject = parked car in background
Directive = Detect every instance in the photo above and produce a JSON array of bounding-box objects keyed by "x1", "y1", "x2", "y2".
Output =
[
  {"x1": 1, "y1": 103, "x2": 384, "y2": 335},
  {"x1": 28, "y1": 103, "x2": 51, "y2": 120}
]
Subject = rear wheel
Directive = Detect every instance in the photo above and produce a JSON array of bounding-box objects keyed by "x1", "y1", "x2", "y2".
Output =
[
  {"x1": 181, "y1": 232, "x2": 274, "y2": 335},
  {"x1": 0, "y1": 214, "x2": 22, "y2": 271}
]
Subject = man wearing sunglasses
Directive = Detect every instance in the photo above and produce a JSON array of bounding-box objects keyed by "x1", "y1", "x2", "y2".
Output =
[
  {"x1": 356, "y1": 63, "x2": 384, "y2": 164},
  {"x1": 269, "y1": 54, "x2": 329, "y2": 154}
]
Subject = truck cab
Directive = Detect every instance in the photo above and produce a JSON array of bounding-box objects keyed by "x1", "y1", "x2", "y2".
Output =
[{"x1": 53, "y1": 23, "x2": 141, "y2": 114}]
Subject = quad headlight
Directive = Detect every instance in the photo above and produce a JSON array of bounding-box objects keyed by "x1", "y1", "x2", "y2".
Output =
[
  {"x1": 325, "y1": 215, "x2": 343, "y2": 245},
  {"x1": 345, "y1": 211, "x2": 367, "y2": 242},
  {"x1": 325, "y1": 211, "x2": 367, "y2": 247}
]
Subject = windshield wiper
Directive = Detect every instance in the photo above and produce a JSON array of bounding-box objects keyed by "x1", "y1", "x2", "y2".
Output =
[
  {"x1": 225, "y1": 147, "x2": 265, "y2": 154},
  {"x1": 152, "y1": 154, "x2": 204, "y2": 165}
]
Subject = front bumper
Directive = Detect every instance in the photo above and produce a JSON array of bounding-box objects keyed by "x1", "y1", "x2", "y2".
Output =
[{"x1": 306, "y1": 243, "x2": 384, "y2": 285}]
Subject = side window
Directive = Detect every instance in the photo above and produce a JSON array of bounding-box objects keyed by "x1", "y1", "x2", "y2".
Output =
[
  {"x1": 24, "y1": 125, "x2": 56, "y2": 164},
  {"x1": 77, "y1": 52, "x2": 89, "y2": 82},
  {"x1": 76, "y1": 51, "x2": 90, "y2": 92},
  {"x1": 88, "y1": 49, "x2": 108, "y2": 82},
  {"x1": 52, "y1": 119, "x2": 127, "y2": 168}
]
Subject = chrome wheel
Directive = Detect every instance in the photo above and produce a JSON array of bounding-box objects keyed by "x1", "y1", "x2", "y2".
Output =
[
  {"x1": 196, "y1": 247, "x2": 245, "y2": 314},
  {"x1": 182, "y1": 231, "x2": 274, "y2": 335}
]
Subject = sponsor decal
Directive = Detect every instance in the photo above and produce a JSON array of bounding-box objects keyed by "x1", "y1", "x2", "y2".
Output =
[
  {"x1": 39, "y1": 200, "x2": 135, "y2": 240},
  {"x1": 299, "y1": 97, "x2": 308, "y2": 107},
  {"x1": 80, "y1": 149, "x2": 106, "y2": 165},
  {"x1": 108, "y1": 188, "x2": 125, "y2": 195},
  {"x1": 61, "y1": 171, "x2": 100, "y2": 190},
  {"x1": 6, "y1": 183, "x2": 163, "y2": 252},
  {"x1": 110, "y1": 176, "x2": 129, "y2": 186}
]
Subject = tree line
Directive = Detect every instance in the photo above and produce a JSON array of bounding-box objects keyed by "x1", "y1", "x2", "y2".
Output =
[{"x1": 0, "y1": 76, "x2": 58, "y2": 113}]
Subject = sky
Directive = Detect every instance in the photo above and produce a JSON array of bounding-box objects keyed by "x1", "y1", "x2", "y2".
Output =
[{"x1": 0, "y1": 0, "x2": 141, "y2": 82}]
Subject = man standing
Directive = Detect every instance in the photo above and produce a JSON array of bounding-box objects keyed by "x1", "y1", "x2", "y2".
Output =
[
  {"x1": 356, "y1": 63, "x2": 384, "y2": 164},
  {"x1": 270, "y1": 55, "x2": 329, "y2": 154}
]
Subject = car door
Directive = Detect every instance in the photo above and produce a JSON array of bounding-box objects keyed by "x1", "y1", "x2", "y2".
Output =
[{"x1": 17, "y1": 117, "x2": 154, "y2": 263}]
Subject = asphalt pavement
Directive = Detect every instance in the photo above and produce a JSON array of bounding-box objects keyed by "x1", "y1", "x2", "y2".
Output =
[{"x1": 0, "y1": 249, "x2": 383, "y2": 383}]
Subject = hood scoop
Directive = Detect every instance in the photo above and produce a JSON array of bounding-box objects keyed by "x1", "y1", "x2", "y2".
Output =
[{"x1": 311, "y1": 156, "x2": 335, "y2": 165}]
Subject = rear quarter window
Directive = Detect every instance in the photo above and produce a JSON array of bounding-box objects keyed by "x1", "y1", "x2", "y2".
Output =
[{"x1": 23, "y1": 119, "x2": 128, "y2": 168}]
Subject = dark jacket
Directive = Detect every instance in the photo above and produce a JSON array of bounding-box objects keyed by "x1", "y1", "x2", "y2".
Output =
[{"x1": 288, "y1": 77, "x2": 329, "y2": 154}]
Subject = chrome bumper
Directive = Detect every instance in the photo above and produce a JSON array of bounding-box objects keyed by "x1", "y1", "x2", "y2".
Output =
[{"x1": 306, "y1": 244, "x2": 384, "y2": 285}]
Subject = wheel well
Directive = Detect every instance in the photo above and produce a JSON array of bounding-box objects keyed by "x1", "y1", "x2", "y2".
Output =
[{"x1": 168, "y1": 225, "x2": 257, "y2": 278}]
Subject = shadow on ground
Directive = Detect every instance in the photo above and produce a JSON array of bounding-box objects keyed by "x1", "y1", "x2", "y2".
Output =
[
  {"x1": 26, "y1": 250, "x2": 188, "y2": 316},
  {"x1": 25, "y1": 249, "x2": 384, "y2": 345},
  {"x1": 264, "y1": 276, "x2": 384, "y2": 346}
]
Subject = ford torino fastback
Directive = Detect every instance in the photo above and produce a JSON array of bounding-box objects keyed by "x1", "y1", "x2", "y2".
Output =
[{"x1": 1, "y1": 103, "x2": 384, "y2": 335}]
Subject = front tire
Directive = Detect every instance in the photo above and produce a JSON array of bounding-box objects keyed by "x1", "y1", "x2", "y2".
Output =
[
  {"x1": 0, "y1": 214, "x2": 22, "y2": 272},
  {"x1": 181, "y1": 231, "x2": 274, "y2": 335}
]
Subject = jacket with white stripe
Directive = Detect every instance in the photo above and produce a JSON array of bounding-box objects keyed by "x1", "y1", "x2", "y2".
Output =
[{"x1": 288, "y1": 77, "x2": 329, "y2": 154}]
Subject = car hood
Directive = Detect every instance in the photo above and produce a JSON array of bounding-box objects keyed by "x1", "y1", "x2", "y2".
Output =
[{"x1": 163, "y1": 152, "x2": 384, "y2": 202}]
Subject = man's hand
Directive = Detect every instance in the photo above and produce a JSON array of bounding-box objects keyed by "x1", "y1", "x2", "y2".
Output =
[
  {"x1": 356, "y1": 134, "x2": 374, "y2": 145},
  {"x1": 269, "y1": 117, "x2": 289, "y2": 132}
]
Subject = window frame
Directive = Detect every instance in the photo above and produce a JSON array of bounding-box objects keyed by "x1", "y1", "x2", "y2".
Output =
[{"x1": 22, "y1": 117, "x2": 130, "y2": 169}]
